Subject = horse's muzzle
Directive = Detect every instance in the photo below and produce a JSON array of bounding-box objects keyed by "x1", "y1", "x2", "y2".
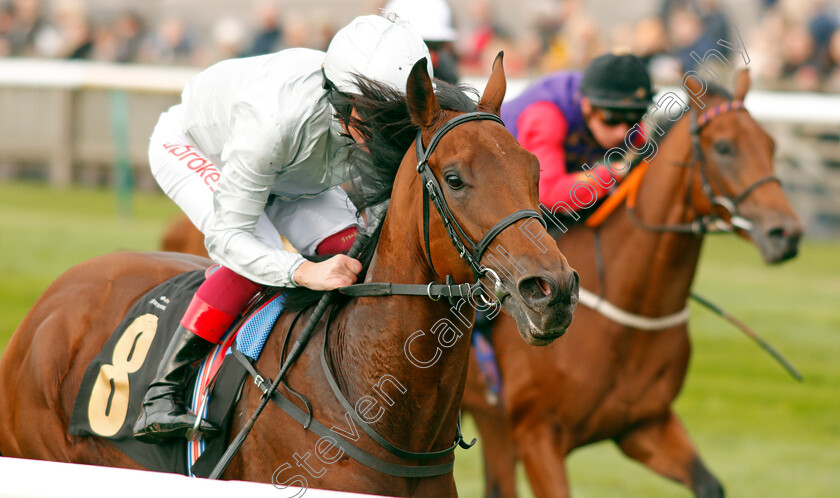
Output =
[
  {"x1": 752, "y1": 218, "x2": 803, "y2": 264},
  {"x1": 508, "y1": 270, "x2": 579, "y2": 344}
]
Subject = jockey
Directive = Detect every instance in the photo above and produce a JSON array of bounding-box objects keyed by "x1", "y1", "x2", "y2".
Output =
[
  {"x1": 500, "y1": 52, "x2": 654, "y2": 212},
  {"x1": 470, "y1": 53, "x2": 653, "y2": 380},
  {"x1": 134, "y1": 14, "x2": 433, "y2": 443}
]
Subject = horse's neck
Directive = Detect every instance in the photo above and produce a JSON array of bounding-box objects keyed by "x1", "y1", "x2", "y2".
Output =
[
  {"x1": 596, "y1": 118, "x2": 704, "y2": 316},
  {"x1": 331, "y1": 180, "x2": 473, "y2": 454}
]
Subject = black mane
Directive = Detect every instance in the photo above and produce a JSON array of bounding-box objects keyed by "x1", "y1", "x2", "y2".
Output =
[{"x1": 284, "y1": 76, "x2": 478, "y2": 311}]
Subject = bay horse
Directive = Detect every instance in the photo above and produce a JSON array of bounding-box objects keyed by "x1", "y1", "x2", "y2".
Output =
[
  {"x1": 161, "y1": 214, "x2": 209, "y2": 258},
  {"x1": 0, "y1": 56, "x2": 579, "y2": 496},
  {"x1": 461, "y1": 70, "x2": 802, "y2": 498}
]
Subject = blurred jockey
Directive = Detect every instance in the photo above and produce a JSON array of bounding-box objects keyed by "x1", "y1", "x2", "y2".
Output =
[
  {"x1": 134, "y1": 14, "x2": 433, "y2": 443},
  {"x1": 384, "y1": 0, "x2": 460, "y2": 84},
  {"x1": 471, "y1": 53, "x2": 654, "y2": 382},
  {"x1": 501, "y1": 53, "x2": 654, "y2": 212}
]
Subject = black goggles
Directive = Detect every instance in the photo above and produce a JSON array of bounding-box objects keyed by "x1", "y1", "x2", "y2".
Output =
[{"x1": 597, "y1": 107, "x2": 645, "y2": 127}]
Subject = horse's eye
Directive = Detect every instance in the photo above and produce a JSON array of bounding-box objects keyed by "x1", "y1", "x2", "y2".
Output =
[
  {"x1": 714, "y1": 140, "x2": 734, "y2": 156},
  {"x1": 445, "y1": 174, "x2": 465, "y2": 190}
]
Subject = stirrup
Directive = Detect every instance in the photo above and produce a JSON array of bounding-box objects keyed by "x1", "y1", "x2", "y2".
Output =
[{"x1": 185, "y1": 391, "x2": 212, "y2": 441}]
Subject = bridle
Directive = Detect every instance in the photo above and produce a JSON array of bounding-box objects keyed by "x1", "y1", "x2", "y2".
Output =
[
  {"x1": 323, "y1": 65, "x2": 544, "y2": 297},
  {"x1": 242, "y1": 111, "x2": 547, "y2": 478},
  {"x1": 418, "y1": 111, "x2": 546, "y2": 290},
  {"x1": 579, "y1": 99, "x2": 782, "y2": 328},
  {"x1": 341, "y1": 111, "x2": 546, "y2": 304},
  {"x1": 216, "y1": 112, "x2": 550, "y2": 481},
  {"x1": 629, "y1": 100, "x2": 781, "y2": 235}
]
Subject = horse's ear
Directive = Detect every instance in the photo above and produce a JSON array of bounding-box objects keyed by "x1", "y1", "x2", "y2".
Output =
[
  {"x1": 406, "y1": 58, "x2": 441, "y2": 128},
  {"x1": 733, "y1": 68, "x2": 750, "y2": 101},
  {"x1": 478, "y1": 52, "x2": 506, "y2": 115},
  {"x1": 684, "y1": 76, "x2": 704, "y2": 109}
]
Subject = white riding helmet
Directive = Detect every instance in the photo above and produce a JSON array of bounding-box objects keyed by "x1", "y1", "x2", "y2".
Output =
[
  {"x1": 323, "y1": 14, "x2": 434, "y2": 95},
  {"x1": 383, "y1": 0, "x2": 457, "y2": 42}
]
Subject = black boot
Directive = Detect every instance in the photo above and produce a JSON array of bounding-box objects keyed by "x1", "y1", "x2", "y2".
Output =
[{"x1": 133, "y1": 325, "x2": 221, "y2": 443}]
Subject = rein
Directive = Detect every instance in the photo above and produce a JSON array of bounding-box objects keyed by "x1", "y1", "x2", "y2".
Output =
[
  {"x1": 578, "y1": 287, "x2": 690, "y2": 331},
  {"x1": 212, "y1": 110, "x2": 543, "y2": 479}
]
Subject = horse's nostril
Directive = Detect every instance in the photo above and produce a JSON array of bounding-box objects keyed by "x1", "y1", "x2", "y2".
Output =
[
  {"x1": 766, "y1": 226, "x2": 786, "y2": 239},
  {"x1": 518, "y1": 276, "x2": 556, "y2": 306},
  {"x1": 568, "y1": 271, "x2": 580, "y2": 296},
  {"x1": 536, "y1": 278, "x2": 551, "y2": 296}
]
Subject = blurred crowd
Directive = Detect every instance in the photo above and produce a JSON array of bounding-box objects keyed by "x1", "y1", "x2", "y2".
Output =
[{"x1": 1, "y1": 0, "x2": 839, "y2": 92}]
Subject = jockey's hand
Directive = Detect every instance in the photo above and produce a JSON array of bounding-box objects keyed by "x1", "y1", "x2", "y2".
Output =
[{"x1": 292, "y1": 255, "x2": 362, "y2": 291}]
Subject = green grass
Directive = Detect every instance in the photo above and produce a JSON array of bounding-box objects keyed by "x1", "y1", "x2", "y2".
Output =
[
  {"x1": 453, "y1": 234, "x2": 840, "y2": 497},
  {"x1": 0, "y1": 181, "x2": 181, "y2": 337},
  {"x1": 2, "y1": 181, "x2": 838, "y2": 497}
]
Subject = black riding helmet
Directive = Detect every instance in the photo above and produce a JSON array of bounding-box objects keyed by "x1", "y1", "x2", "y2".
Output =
[{"x1": 581, "y1": 53, "x2": 653, "y2": 123}]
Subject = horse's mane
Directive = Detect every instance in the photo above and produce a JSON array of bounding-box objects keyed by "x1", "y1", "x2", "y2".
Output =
[{"x1": 284, "y1": 76, "x2": 478, "y2": 311}]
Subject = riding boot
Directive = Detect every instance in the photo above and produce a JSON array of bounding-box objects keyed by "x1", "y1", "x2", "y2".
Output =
[{"x1": 133, "y1": 325, "x2": 221, "y2": 443}]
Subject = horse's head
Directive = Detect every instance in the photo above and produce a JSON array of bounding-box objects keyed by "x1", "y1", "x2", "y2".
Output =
[
  {"x1": 400, "y1": 54, "x2": 578, "y2": 345},
  {"x1": 684, "y1": 70, "x2": 803, "y2": 263}
]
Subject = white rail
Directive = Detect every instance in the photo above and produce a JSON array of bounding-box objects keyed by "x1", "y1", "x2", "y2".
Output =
[
  {"x1": 0, "y1": 59, "x2": 837, "y2": 234},
  {"x1": 0, "y1": 457, "x2": 382, "y2": 498},
  {"x1": 1, "y1": 59, "x2": 837, "y2": 122}
]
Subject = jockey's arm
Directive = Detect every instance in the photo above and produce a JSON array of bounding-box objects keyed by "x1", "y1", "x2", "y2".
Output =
[
  {"x1": 202, "y1": 90, "x2": 313, "y2": 288},
  {"x1": 517, "y1": 102, "x2": 615, "y2": 208},
  {"x1": 203, "y1": 93, "x2": 361, "y2": 291}
]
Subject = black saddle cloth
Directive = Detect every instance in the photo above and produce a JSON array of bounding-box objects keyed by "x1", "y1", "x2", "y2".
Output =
[{"x1": 69, "y1": 269, "x2": 248, "y2": 476}]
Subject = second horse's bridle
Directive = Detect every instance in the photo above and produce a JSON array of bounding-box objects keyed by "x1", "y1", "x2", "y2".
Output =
[{"x1": 629, "y1": 100, "x2": 781, "y2": 235}]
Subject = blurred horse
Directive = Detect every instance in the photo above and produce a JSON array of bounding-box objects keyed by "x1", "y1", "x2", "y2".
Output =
[
  {"x1": 0, "y1": 56, "x2": 579, "y2": 497},
  {"x1": 462, "y1": 70, "x2": 802, "y2": 498},
  {"x1": 160, "y1": 215, "x2": 208, "y2": 258}
]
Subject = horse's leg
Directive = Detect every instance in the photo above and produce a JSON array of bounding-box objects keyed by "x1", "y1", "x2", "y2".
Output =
[
  {"x1": 614, "y1": 409, "x2": 724, "y2": 498},
  {"x1": 471, "y1": 406, "x2": 519, "y2": 498},
  {"x1": 463, "y1": 351, "x2": 519, "y2": 498},
  {"x1": 514, "y1": 423, "x2": 570, "y2": 498}
]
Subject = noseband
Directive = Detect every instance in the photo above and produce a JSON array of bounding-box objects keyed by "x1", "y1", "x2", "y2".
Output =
[{"x1": 416, "y1": 112, "x2": 545, "y2": 298}]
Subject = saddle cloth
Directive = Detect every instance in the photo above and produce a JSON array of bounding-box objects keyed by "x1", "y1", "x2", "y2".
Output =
[{"x1": 69, "y1": 269, "x2": 285, "y2": 477}]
